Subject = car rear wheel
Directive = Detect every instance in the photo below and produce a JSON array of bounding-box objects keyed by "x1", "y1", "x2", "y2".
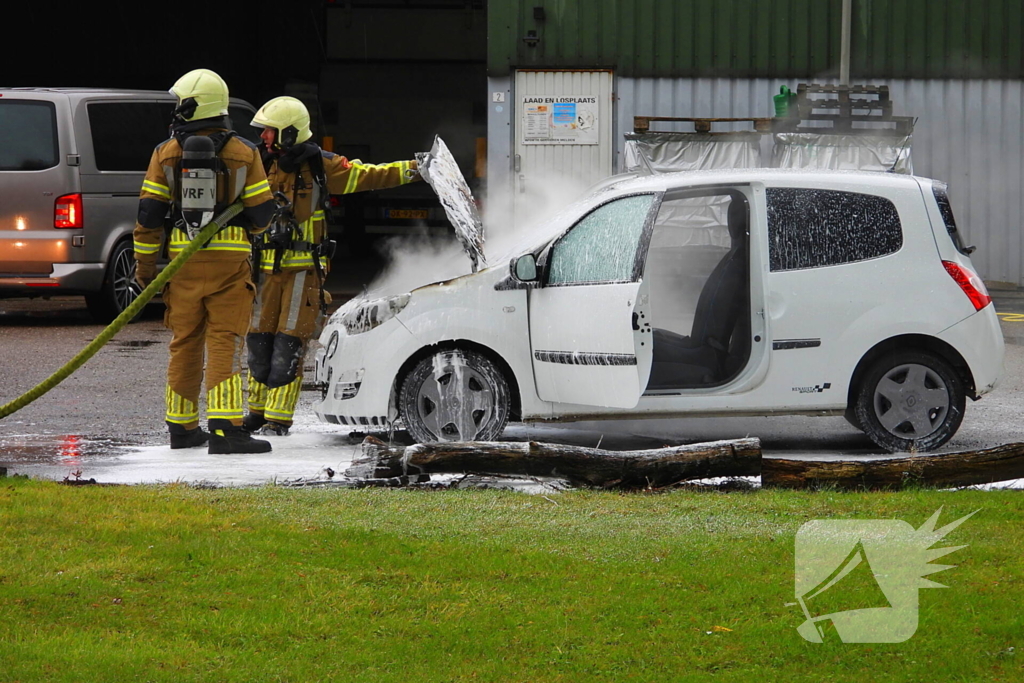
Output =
[
  {"x1": 85, "y1": 240, "x2": 142, "y2": 324},
  {"x1": 853, "y1": 350, "x2": 965, "y2": 452},
  {"x1": 400, "y1": 349, "x2": 510, "y2": 443}
]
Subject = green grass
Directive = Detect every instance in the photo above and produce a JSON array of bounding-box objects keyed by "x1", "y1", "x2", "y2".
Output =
[{"x1": 0, "y1": 480, "x2": 1020, "y2": 682}]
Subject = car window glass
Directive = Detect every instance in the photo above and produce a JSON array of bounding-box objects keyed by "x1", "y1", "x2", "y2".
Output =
[
  {"x1": 932, "y1": 185, "x2": 969, "y2": 254},
  {"x1": 766, "y1": 188, "x2": 902, "y2": 271},
  {"x1": 0, "y1": 101, "x2": 58, "y2": 171},
  {"x1": 89, "y1": 102, "x2": 173, "y2": 171},
  {"x1": 229, "y1": 107, "x2": 261, "y2": 144},
  {"x1": 547, "y1": 194, "x2": 655, "y2": 285}
]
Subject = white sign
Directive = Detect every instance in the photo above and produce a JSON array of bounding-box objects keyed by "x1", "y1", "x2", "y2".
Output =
[{"x1": 521, "y1": 95, "x2": 599, "y2": 145}]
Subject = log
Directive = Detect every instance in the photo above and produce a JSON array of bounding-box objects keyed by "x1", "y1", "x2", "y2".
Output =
[
  {"x1": 346, "y1": 436, "x2": 762, "y2": 489},
  {"x1": 762, "y1": 442, "x2": 1024, "y2": 489}
]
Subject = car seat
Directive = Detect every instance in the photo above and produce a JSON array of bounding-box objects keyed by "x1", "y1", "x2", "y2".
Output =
[{"x1": 648, "y1": 197, "x2": 749, "y2": 389}]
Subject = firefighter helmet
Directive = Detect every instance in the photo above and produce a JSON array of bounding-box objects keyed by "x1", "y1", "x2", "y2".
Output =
[
  {"x1": 170, "y1": 69, "x2": 230, "y2": 122},
  {"x1": 251, "y1": 96, "x2": 312, "y2": 148}
]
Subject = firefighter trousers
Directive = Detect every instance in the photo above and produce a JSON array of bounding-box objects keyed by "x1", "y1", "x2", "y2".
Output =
[
  {"x1": 246, "y1": 268, "x2": 326, "y2": 427},
  {"x1": 164, "y1": 259, "x2": 254, "y2": 433}
]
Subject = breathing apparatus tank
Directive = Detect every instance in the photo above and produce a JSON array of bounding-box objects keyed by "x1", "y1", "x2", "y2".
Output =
[{"x1": 180, "y1": 135, "x2": 219, "y2": 240}]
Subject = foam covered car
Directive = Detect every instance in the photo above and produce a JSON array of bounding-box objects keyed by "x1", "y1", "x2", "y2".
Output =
[{"x1": 313, "y1": 169, "x2": 1003, "y2": 452}]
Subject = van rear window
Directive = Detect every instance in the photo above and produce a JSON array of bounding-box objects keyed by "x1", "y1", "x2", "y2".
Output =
[{"x1": 0, "y1": 101, "x2": 58, "y2": 171}]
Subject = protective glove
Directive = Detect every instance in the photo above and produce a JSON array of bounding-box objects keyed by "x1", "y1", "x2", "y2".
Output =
[{"x1": 405, "y1": 158, "x2": 422, "y2": 182}]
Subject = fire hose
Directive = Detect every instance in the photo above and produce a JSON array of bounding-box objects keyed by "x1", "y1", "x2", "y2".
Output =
[{"x1": 0, "y1": 200, "x2": 244, "y2": 420}]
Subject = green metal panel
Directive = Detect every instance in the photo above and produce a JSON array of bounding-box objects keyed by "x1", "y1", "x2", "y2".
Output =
[{"x1": 488, "y1": 0, "x2": 1024, "y2": 79}]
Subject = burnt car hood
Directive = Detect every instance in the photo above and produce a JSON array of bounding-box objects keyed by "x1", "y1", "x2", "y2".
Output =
[{"x1": 416, "y1": 135, "x2": 485, "y2": 273}]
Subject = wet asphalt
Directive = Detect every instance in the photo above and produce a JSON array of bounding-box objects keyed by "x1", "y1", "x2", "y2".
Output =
[{"x1": 2, "y1": 290, "x2": 1023, "y2": 487}]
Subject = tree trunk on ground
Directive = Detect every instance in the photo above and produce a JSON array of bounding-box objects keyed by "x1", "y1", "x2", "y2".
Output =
[
  {"x1": 762, "y1": 442, "x2": 1024, "y2": 489},
  {"x1": 347, "y1": 436, "x2": 762, "y2": 489}
]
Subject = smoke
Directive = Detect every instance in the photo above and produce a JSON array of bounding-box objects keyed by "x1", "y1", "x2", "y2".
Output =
[
  {"x1": 483, "y1": 169, "x2": 593, "y2": 264},
  {"x1": 363, "y1": 234, "x2": 469, "y2": 299},
  {"x1": 362, "y1": 168, "x2": 597, "y2": 299}
]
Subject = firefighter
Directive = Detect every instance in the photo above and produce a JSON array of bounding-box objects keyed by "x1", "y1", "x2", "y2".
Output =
[
  {"x1": 243, "y1": 96, "x2": 419, "y2": 435},
  {"x1": 133, "y1": 69, "x2": 277, "y2": 454}
]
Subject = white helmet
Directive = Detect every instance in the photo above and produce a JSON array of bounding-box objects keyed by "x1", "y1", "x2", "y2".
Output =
[
  {"x1": 170, "y1": 68, "x2": 230, "y2": 122},
  {"x1": 251, "y1": 96, "x2": 312, "y2": 148}
]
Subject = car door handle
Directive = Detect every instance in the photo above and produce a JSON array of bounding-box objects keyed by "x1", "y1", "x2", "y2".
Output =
[{"x1": 632, "y1": 312, "x2": 640, "y2": 330}]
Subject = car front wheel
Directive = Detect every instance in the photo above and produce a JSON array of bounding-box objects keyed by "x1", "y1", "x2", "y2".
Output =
[
  {"x1": 853, "y1": 350, "x2": 965, "y2": 453},
  {"x1": 400, "y1": 349, "x2": 510, "y2": 443}
]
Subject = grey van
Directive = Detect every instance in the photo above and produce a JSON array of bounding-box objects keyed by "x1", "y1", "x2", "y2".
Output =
[{"x1": 0, "y1": 88, "x2": 260, "y2": 321}]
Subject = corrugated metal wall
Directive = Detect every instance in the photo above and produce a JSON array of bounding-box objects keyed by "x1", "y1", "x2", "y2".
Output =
[
  {"x1": 616, "y1": 77, "x2": 1024, "y2": 286},
  {"x1": 489, "y1": 0, "x2": 1024, "y2": 80}
]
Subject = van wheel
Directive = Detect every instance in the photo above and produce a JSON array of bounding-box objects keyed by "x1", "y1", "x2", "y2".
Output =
[
  {"x1": 400, "y1": 350, "x2": 510, "y2": 443},
  {"x1": 853, "y1": 350, "x2": 965, "y2": 453},
  {"x1": 85, "y1": 240, "x2": 142, "y2": 324}
]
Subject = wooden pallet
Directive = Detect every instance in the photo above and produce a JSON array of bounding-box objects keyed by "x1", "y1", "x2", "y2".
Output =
[
  {"x1": 784, "y1": 83, "x2": 914, "y2": 135},
  {"x1": 633, "y1": 116, "x2": 773, "y2": 135}
]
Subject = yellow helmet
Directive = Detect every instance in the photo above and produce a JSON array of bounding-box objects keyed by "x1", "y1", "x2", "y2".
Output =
[
  {"x1": 169, "y1": 68, "x2": 229, "y2": 122},
  {"x1": 251, "y1": 96, "x2": 312, "y2": 148}
]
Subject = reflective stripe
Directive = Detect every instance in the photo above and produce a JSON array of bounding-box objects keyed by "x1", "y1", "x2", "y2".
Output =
[
  {"x1": 165, "y1": 387, "x2": 199, "y2": 425},
  {"x1": 207, "y1": 374, "x2": 244, "y2": 420},
  {"x1": 259, "y1": 253, "x2": 328, "y2": 270},
  {"x1": 133, "y1": 240, "x2": 161, "y2": 255},
  {"x1": 168, "y1": 226, "x2": 251, "y2": 256},
  {"x1": 142, "y1": 180, "x2": 171, "y2": 199},
  {"x1": 241, "y1": 179, "x2": 270, "y2": 199},
  {"x1": 265, "y1": 377, "x2": 302, "y2": 423},
  {"x1": 162, "y1": 166, "x2": 176, "y2": 196},
  {"x1": 285, "y1": 270, "x2": 307, "y2": 331},
  {"x1": 248, "y1": 375, "x2": 267, "y2": 411},
  {"x1": 398, "y1": 160, "x2": 412, "y2": 185},
  {"x1": 344, "y1": 166, "x2": 362, "y2": 194},
  {"x1": 234, "y1": 168, "x2": 247, "y2": 201}
]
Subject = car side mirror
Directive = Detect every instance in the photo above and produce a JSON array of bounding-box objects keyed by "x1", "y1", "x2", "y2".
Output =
[{"x1": 511, "y1": 253, "x2": 538, "y2": 282}]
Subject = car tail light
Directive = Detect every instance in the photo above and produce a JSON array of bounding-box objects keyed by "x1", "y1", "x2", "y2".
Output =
[
  {"x1": 54, "y1": 193, "x2": 83, "y2": 228},
  {"x1": 943, "y1": 260, "x2": 992, "y2": 311}
]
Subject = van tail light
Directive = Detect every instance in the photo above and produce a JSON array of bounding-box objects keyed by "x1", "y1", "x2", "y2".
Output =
[
  {"x1": 943, "y1": 260, "x2": 992, "y2": 311},
  {"x1": 54, "y1": 193, "x2": 83, "y2": 228}
]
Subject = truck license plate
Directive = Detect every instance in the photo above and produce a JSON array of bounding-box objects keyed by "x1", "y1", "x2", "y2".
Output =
[{"x1": 388, "y1": 209, "x2": 428, "y2": 220}]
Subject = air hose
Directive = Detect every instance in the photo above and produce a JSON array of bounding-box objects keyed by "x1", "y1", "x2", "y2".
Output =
[{"x1": 0, "y1": 201, "x2": 244, "y2": 420}]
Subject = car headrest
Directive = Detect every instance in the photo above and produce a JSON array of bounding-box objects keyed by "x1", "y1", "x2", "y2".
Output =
[{"x1": 727, "y1": 198, "x2": 748, "y2": 242}]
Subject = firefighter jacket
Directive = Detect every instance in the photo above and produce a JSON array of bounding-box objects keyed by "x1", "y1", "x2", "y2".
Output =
[
  {"x1": 257, "y1": 143, "x2": 419, "y2": 273},
  {"x1": 133, "y1": 123, "x2": 275, "y2": 269}
]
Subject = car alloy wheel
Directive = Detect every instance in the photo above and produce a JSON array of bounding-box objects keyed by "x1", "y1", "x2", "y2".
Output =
[
  {"x1": 109, "y1": 242, "x2": 141, "y2": 314},
  {"x1": 853, "y1": 350, "x2": 965, "y2": 453},
  {"x1": 400, "y1": 349, "x2": 510, "y2": 443},
  {"x1": 85, "y1": 240, "x2": 143, "y2": 323}
]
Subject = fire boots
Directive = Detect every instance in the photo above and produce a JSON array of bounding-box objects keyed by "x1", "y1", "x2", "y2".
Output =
[
  {"x1": 170, "y1": 427, "x2": 209, "y2": 450},
  {"x1": 208, "y1": 426, "x2": 273, "y2": 454},
  {"x1": 242, "y1": 412, "x2": 267, "y2": 433},
  {"x1": 258, "y1": 422, "x2": 290, "y2": 437}
]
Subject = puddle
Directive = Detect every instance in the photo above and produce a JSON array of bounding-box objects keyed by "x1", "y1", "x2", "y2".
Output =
[
  {"x1": 0, "y1": 421, "x2": 362, "y2": 487},
  {"x1": 0, "y1": 434, "x2": 138, "y2": 467}
]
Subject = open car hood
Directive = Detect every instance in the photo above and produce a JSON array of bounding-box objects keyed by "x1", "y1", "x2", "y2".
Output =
[{"x1": 416, "y1": 135, "x2": 485, "y2": 273}]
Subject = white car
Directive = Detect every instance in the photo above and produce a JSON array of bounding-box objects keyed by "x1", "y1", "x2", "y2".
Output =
[{"x1": 313, "y1": 170, "x2": 1003, "y2": 453}]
